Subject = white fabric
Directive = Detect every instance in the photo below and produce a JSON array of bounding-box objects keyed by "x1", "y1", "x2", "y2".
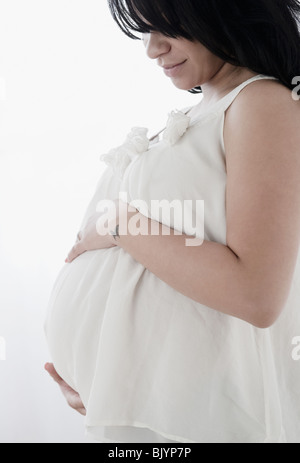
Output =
[{"x1": 45, "y1": 75, "x2": 300, "y2": 443}]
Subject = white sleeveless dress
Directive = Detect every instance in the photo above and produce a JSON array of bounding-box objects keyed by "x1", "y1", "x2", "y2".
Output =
[{"x1": 45, "y1": 75, "x2": 300, "y2": 443}]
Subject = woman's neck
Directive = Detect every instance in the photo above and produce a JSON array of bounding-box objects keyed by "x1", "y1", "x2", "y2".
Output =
[{"x1": 200, "y1": 64, "x2": 258, "y2": 108}]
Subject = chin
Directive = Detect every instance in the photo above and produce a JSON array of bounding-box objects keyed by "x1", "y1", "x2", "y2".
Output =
[
  {"x1": 172, "y1": 81, "x2": 196, "y2": 91},
  {"x1": 171, "y1": 77, "x2": 201, "y2": 92}
]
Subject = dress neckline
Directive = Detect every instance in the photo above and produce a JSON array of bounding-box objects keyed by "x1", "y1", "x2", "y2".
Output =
[
  {"x1": 188, "y1": 74, "x2": 278, "y2": 124},
  {"x1": 149, "y1": 74, "x2": 278, "y2": 141}
]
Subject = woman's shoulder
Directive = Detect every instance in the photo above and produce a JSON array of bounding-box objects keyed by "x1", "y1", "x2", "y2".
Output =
[
  {"x1": 230, "y1": 78, "x2": 299, "y2": 116},
  {"x1": 223, "y1": 76, "x2": 300, "y2": 170},
  {"x1": 225, "y1": 78, "x2": 300, "y2": 139}
]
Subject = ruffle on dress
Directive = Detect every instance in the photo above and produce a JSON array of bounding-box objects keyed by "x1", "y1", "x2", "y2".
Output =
[{"x1": 100, "y1": 111, "x2": 190, "y2": 179}]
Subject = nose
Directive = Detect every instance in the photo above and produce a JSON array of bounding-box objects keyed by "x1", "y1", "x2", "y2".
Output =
[{"x1": 143, "y1": 32, "x2": 171, "y2": 60}]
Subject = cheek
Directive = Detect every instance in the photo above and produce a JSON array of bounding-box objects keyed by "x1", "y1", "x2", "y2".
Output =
[
  {"x1": 189, "y1": 51, "x2": 224, "y2": 80},
  {"x1": 186, "y1": 56, "x2": 209, "y2": 83}
]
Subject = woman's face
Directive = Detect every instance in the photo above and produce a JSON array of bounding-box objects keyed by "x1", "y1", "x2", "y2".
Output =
[{"x1": 143, "y1": 32, "x2": 225, "y2": 90}]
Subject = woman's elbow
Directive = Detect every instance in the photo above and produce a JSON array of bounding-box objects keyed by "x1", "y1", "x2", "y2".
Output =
[
  {"x1": 246, "y1": 299, "x2": 285, "y2": 329},
  {"x1": 238, "y1": 272, "x2": 290, "y2": 329},
  {"x1": 251, "y1": 313, "x2": 279, "y2": 329}
]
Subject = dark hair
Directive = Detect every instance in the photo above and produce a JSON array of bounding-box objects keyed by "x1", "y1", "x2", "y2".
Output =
[{"x1": 108, "y1": 0, "x2": 300, "y2": 92}]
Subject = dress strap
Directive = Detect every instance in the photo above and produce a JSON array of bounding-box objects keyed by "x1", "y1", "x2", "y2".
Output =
[
  {"x1": 150, "y1": 75, "x2": 278, "y2": 141},
  {"x1": 220, "y1": 74, "x2": 278, "y2": 112}
]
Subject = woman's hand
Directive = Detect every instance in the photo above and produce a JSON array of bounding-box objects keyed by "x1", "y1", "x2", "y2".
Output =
[
  {"x1": 66, "y1": 199, "x2": 136, "y2": 263},
  {"x1": 66, "y1": 212, "x2": 115, "y2": 263},
  {"x1": 44, "y1": 363, "x2": 86, "y2": 416}
]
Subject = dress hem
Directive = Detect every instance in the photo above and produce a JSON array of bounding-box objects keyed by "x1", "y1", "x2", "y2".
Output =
[{"x1": 84, "y1": 420, "x2": 196, "y2": 444}]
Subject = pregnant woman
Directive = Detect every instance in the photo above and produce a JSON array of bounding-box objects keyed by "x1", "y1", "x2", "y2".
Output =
[{"x1": 45, "y1": 0, "x2": 300, "y2": 443}]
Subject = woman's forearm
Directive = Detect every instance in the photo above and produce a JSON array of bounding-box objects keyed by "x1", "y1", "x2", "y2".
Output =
[{"x1": 113, "y1": 210, "x2": 262, "y2": 327}]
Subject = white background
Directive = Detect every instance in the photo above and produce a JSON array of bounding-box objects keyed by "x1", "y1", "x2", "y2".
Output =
[{"x1": 0, "y1": 0, "x2": 199, "y2": 443}]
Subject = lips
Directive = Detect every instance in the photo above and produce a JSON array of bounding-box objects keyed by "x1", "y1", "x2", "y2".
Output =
[{"x1": 162, "y1": 60, "x2": 187, "y2": 78}]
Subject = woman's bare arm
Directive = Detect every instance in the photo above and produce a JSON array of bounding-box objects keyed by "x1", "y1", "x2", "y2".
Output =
[
  {"x1": 112, "y1": 82, "x2": 300, "y2": 328},
  {"x1": 67, "y1": 81, "x2": 300, "y2": 329}
]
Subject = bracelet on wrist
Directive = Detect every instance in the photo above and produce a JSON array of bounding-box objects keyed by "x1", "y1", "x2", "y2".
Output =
[{"x1": 109, "y1": 224, "x2": 120, "y2": 241}]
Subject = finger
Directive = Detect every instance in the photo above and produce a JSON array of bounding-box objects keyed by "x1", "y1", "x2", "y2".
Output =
[
  {"x1": 45, "y1": 363, "x2": 64, "y2": 388},
  {"x1": 45, "y1": 363, "x2": 76, "y2": 395},
  {"x1": 76, "y1": 231, "x2": 82, "y2": 243},
  {"x1": 44, "y1": 362, "x2": 64, "y2": 385},
  {"x1": 66, "y1": 392, "x2": 87, "y2": 416},
  {"x1": 45, "y1": 363, "x2": 86, "y2": 415},
  {"x1": 66, "y1": 241, "x2": 85, "y2": 263},
  {"x1": 78, "y1": 407, "x2": 87, "y2": 416}
]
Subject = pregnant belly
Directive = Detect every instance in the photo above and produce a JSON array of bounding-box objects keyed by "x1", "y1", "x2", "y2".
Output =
[
  {"x1": 44, "y1": 244, "x2": 220, "y2": 409},
  {"x1": 45, "y1": 247, "x2": 121, "y2": 391}
]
